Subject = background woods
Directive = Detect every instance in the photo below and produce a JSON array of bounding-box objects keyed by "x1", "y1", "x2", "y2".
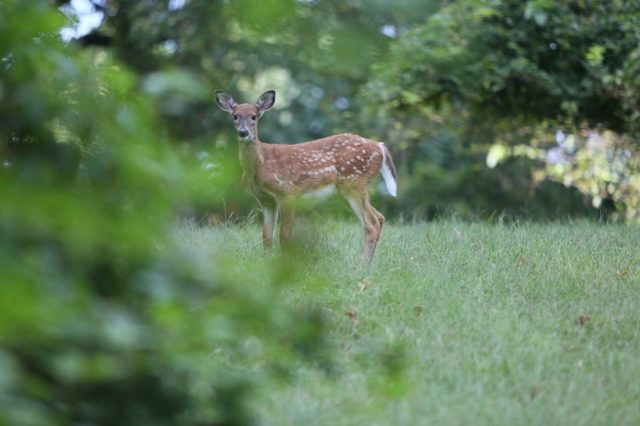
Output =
[{"x1": 58, "y1": 0, "x2": 640, "y2": 222}]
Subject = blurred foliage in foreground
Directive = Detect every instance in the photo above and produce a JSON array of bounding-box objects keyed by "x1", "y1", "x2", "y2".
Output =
[{"x1": 0, "y1": 2, "x2": 326, "y2": 424}]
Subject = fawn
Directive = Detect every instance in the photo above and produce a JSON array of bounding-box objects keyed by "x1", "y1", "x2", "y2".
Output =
[{"x1": 215, "y1": 90, "x2": 397, "y2": 264}]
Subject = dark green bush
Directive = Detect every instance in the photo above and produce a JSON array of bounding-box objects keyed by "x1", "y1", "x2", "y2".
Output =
[{"x1": 0, "y1": 2, "x2": 325, "y2": 424}]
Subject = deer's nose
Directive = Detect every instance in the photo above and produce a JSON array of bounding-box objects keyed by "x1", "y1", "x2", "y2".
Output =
[{"x1": 237, "y1": 129, "x2": 249, "y2": 138}]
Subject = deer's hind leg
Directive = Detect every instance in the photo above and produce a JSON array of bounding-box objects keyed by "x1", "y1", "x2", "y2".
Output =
[{"x1": 341, "y1": 187, "x2": 385, "y2": 264}]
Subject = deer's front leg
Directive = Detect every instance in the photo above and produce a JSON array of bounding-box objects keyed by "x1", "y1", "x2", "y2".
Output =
[
  {"x1": 279, "y1": 201, "x2": 295, "y2": 249},
  {"x1": 262, "y1": 206, "x2": 276, "y2": 251}
]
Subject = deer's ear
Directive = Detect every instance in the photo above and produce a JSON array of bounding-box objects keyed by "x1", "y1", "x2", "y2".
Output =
[
  {"x1": 256, "y1": 90, "x2": 276, "y2": 114},
  {"x1": 215, "y1": 91, "x2": 237, "y2": 113}
]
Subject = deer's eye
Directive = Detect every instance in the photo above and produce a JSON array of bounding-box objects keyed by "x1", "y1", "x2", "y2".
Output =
[
  {"x1": 251, "y1": 115, "x2": 257, "y2": 121},
  {"x1": 233, "y1": 115, "x2": 238, "y2": 120}
]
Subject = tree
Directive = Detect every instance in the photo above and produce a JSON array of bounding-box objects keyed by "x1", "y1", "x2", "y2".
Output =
[{"x1": 363, "y1": 0, "x2": 640, "y2": 220}]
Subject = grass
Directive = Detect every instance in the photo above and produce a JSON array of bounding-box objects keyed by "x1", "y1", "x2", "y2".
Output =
[{"x1": 175, "y1": 219, "x2": 640, "y2": 425}]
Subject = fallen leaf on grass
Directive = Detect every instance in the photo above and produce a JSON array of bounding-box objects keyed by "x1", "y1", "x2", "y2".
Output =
[
  {"x1": 412, "y1": 306, "x2": 423, "y2": 317},
  {"x1": 358, "y1": 278, "x2": 370, "y2": 292},
  {"x1": 529, "y1": 384, "x2": 540, "y2": 400},
  {"x1": 515, "y1": 254, "x2": 528, "y2": 266},
  {"x1": 616, "y1": 270, "x2": 629, "y2": 279},
  {"x1": 575, "y1": 315, "x2": 591, "y2": 326}
]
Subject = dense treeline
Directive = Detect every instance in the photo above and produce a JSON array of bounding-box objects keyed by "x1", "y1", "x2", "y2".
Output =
[
  {"x1": 367, "y1": 0, "x2": 640, "y2": 221},
  {"x1": 62, "y1": 0, "x2": 640, "y2": 221}
]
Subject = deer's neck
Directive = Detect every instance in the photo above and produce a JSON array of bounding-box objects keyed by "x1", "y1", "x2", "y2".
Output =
[{"x1": 238, "y1": 138, "x2": 264, "y2": 183}]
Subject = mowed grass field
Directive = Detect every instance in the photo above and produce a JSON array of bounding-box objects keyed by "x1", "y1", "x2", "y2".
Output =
[{"x1": 175, "y1": 219, "x2": 640, "y2": 425}]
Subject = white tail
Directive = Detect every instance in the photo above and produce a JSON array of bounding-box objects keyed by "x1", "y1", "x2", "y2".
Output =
[
  {"x1": 215, "y1": 90, "x2": 398, "y2": 264},
  {"x1": 379, "y1": 143, "x2": 397, "y2": 197}
]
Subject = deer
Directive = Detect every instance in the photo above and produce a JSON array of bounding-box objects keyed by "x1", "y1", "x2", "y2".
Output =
[{"x1": 215, "y1": 90, "x2": 397, "y2": 264}]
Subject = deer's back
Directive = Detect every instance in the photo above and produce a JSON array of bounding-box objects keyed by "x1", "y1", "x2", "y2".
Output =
[{"x1": 258, "y1": 133, "x2": 384, "y2": 196}]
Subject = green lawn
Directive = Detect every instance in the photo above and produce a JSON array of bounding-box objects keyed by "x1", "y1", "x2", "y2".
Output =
[{"x1": 175, "y1": 220, "x2": 640, "y2": 425}]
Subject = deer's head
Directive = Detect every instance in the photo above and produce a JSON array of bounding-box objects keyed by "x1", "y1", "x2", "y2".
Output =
[{"x1": 215, "y1": 90, "x2": 276, "y2": 141}]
